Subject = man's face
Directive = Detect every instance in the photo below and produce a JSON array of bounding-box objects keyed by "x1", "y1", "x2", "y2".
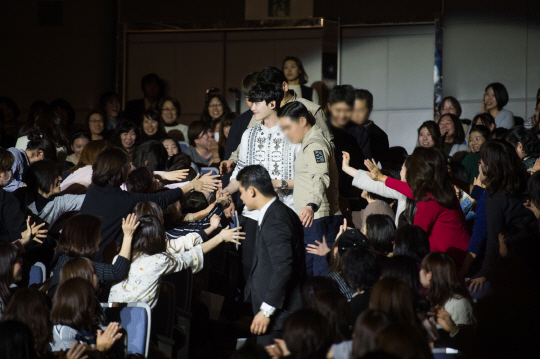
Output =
[
  {"x1": 280, "y1": 116, "x2": 303, "y2": 144},
  {"x1": 352, "y1": 99, "x2": 371, "y2": 125},
  {"x1": 251, "y1": 100, "x2": 274, "y2": 122},
  {"x1": 239, "y1": 185, "x2": 255, "y2": 211},
  {"x1": 144, "y1": 80, "x2": 160, "y2": 98},
  {"x1": 327, "y1": 102, "x2": 352, "y2": 128}
]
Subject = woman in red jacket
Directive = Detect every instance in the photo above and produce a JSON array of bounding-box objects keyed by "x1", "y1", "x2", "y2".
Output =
[{"x1": 365, "y1": 147, "x2": 470, "y2": 265}]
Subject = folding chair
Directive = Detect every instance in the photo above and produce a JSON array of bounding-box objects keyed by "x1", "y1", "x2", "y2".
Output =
[
  {"x1": 200, "y1": 167, "x2": 217, "y2": 176},
  {"x1": 178, "y1": 141, "x2": 189, "y2": 152},
  {"x1": 29, "y1": 262, "x2": 46, "y2": 286}
]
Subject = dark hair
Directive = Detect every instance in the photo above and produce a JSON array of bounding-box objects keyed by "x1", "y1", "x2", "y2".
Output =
[
  {"x1": 0, "y1": 148, "x2": 15, "y2": 172},
  {"x1": 438, "y1": 96, "x2": 462, "y2": 118},
  {"x1": 132, "y1": 215, "x2": 167, "y2": 258},
  {"x1": 417, "y1": 121, "x2": 442, "y2": 148},
  {"x1": 0, "y1": 320, "x2": 37, "y2": 359},
  {"x1": 421, "y1": 252, "x2": 471, "y2": 306},
  {"x1": 439, "y1": 113, "x2": 465, "y2": 144},
  {"x1": 126, "y1": 166, "x2": 154, "y2": 193},
  {"x1": 230, "y1": 343, "x2": 270, "y2": 359},
  {"x1": 2, "y1": 288, "x2": 53, "y2": 356},
  {"x1": 469, "y1": 125, "x2": 491, "y2": 143},
  {"x1": 181, "y1": 191, "x2": 209, "y2": 214},
  {"x1": 283, "y1": 309, "x2": 333, "y2": 359},
  {"x1": 328, "y1": 85, "x2": 355, "y2": 106},
  {"x1": 0, "y1": 96, "x2": 20, "y2": 120},
  {"x1": 19, "y1": 109, "x2": 68, "y2": 149},
  {"x1": 373, "y1": 324, "x2": 432, "y2": 359},
  {"x1": 200, "y1": 94, "x2": 231, "y2": 122},
  {"x1": 381, "y1": 256, "x2": 428, "y2": 311},
  {"x1": 505, "y1": 126, "x2": 540, "y2": 158},
  {"x1": 57, "y1": 214, "x2": 101, "y2": 259},
  {"x1": 257, "y1": 67, "x2": 288, "y2": 86},
  {"x1": 248, "y1": 82, "x2": 284, "y2": 112},
  {"x1": 70, "y1": 139, "x2": 109, "y2": 173},
  {"x1": 241, "y1": 72, "x2": 261, "y2": 96},
  {"x1": 282, "y1": 56, "x2": 309, "y2": 84},
  {"x1": 501, "y1": 221, "x2": 540, "y2": 258},
  {"x1": 490, "y1": 127, "x2": 509, "y2": 140},
  {"x1": 158, "y1": 96, "x2": 182, "y2": 120},
  {"x1": 352, "y1": 309, "x2": 393, "y2": 359},
  {"x1": 141, "y1": 108, "x2": 167, "y2": 140},
  {"x1": 330, "y1": 229, "x2": 369, "y2": 274},
  {"x1": 0, "y1": 243, "x2": 19, "y2": 308},
  {"x1": 25, "y1": 133, "x2": 57, "y2": 162},
  {"x1": 141, "y1": 73, "x2": 164, "y2": 97},
  {"x1": 366, "y1": 214, "x2": 396, "y2": 255},
  {"x1": 486, "y1": 82, "x2": 509, "y2": 110},
  {"x1": 219, "y1": 112, "x2": 236, "y2": 149},
  {"x1": 51, "y1": 278, "x2": 96, "y2": 331},
  {"x1": 92, "y1": 147, "x2": 131, "y2": 187},
  {"x1": 386, "y1": 147, "x2": 408, "y2": 167},
  {"x1": 528, "y1": 171, "x2": 540, "y2": 209},
  {"x1": 313, "y1": 291, "x2": 351, "y2": 343},
  {"x1": 85, "y1": 110, "x2": 105, "y2": 134},
  {"x1": 50, "y1": 98, "x2": 76, "y2": 126},
  {"x1": 393, "y1": 225, "x2": 430, "y2": 263},
  {"x1": 27, "y1": 100, "x2": 49, "y2": 123},
  {"x1": 132, "y1": 140, "x2": 168, "y2": 171},
  {"x1": 113, "y1": 120, "x2": 140, "y2": 149},
  {"x1": 473, "y1": 113, "x2": 496, "y2": 129},
  {"x1": 448, "y1": 161, "x2": 469, "y2": 185},
  {"x1": 69, "y1": 132, "x2": 91, "y2": 154},
  {"x1": 407, "y1": 146, "x2": 457, "y2": 209},
  {"x1": 187, "y1": 120, "x2": 212, "y2": 147},
  {"x1": 277, "y1": 101, "x2": 315, "y2": 126},
  {"x1": 134, "y1": 201, "x2": 164, "y2": 224},
  {"x1": 236, "y1": 165, "x2": 277, "y2": 198},
  {"x1": 480, "y1": 139, "x2": 528, "y2": 196},
  {"x1": 353, "y1": 89, "x2": 374, "y2": 110},
  {"x1": 58, "y1": 257, "x2": 96, "y2": 288},
  {"x1": 23, "y1": 160, "x2": 59, "y2": 195},
  {"x1": 342, "y1": 246, "x2": 381, "y2": 291},
  {"x1": 301, "y1": 276, "x2": 340, "y2": 308},
  {"x1": 98, "y1": 91, "x2": 121, "y2": 114}
]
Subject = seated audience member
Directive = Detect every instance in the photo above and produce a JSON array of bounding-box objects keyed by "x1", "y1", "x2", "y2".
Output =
[
  {"x1": 158, "y1": 96, "x2": 188, "y2": 141},
  {"x1": 365, "y1": 147, "x2": 471, "y2": 265},
  {"x1": 342, "y1": 245, "x2": 381, "y2": 325},
  {"x1": 50, "y1": 98, "x2": 76, "y2": 137},
  {"x1": 392, "y1": 225, "x2": 430, "y2": 264},
  {"x1": 109, "y1": 215, "x2": 243, "y2": 308},
  {"x1": 468, "y1": 140, "x2": 536, "y2": 293},
  {"x1": 184, "y1": 120, "x2": 215, "y2": 168},
  {"x1": 218, "y1": 112, "x2": 235, "y2": 160},
  {"x1": 4, "y1": 134, "x2": 56, "y2": 192},
  {"x1": 439, "y1": 114, "x2": 469, "y2": 157},
  {"x1": 461, "y1": 125, "x2": 490, "y2": 183},
  {"x1": 47, "y1": 213, "x2": 137, "y2": 298},
  {"x1": 301, "y1": 276, "x2": 341, "y2": 309},
  {"x1": 449, "y1": 161, "x2": 476, "y2": 222},
  {"x1": 282, "y1": 56, "x2": 319, "y2": 104},
  {"x1": 352, "y1": 179, "x2": 395, "y2": 231},
  {"x1": 140, "y1": 108, "x2": 167, "y2": 143},
  {"x1": 416, "y1": 121, "x2": 442, "y2": 149},
  {"x1": 162, "y1": 137, "x2": 179, "y2": 161},
  {"x1": 124, "y1": 73, "x2": 164, "y2": 126},
  {"x1": 481, "y1": 82, "x2": 514, "y2": 129},
  {"x1": 132, "y1": 140, "x2": 168, "y2": 171},
  {"x1": 472, "y1": 113, "x2": 496, "y2": 132},
  {"x1": 421, "y1": 252, "x2": 475, "y2": 325},
  {"x1": 351, "y1": 309, "x2": 393, "y2": 359},
  {"x1": 16, "y1": 109, "x2": 69, "y2": 158},
  {"x1": 438, "y1": 96, "x2": 462, "y2": 119},
  {"x1": 525, "y1": 97, "x2": 540, "y2": 130},
  {"x1": 490, "y1": 127, "x2": 508, "y2": 140},
  {"x1": 79, "y1": 147, "x2": 218, "y2": 261},
  {"x1": 64, "y1": 132, "x2": 91, "y2": 169},
  {"x1": 365, "y1": 214, "x2": 395, "y2": 256},
  {"x1": 26, "y1": 100, "x2": 49, "y2": 123},
  {"x1": 51, "y1": 278, "x2": 122, "y2": 353},
  {"x1": 99, "y1": 91, "x2": 122, "y2": 131},
  {"x1": 281, "y1": 309, "x2": 333, "y2": 359},
  {"x1": 313, "y1": 291, "x2": 351, "y2": 344},
  {"x1": 0, "y1": 243, "x2": 23, "y2": 312},
  {"x1": 60, "y1": 139, "x2": 109, "y2": 189},
  {"x1": 21, "y1": 161, "x2": 85, "y2": 228},
  {"x1": 112, "y1": 120, "x2": 139, "y2": 154},
  {"x1": 201, "y1": 93, "x2": 231, "y2": 124},
  {"x1": 58, "y1": 257, "x2": 99, "y2": 291},
  {"x1": 352, "y1": 89, "x2": 389, "y2": 164},
  {"x1": 1, "y1": 288, "x2": 59, "y2": 358},
  {"x1": 85, "y1": 110, "x2": 106, "y2": 141},
  {"x1": 0, "y1": 320, "x2": 40, "y2": 359},
  {"x1": 505, "y1": 126, "x2": 540, "y2": 170}
]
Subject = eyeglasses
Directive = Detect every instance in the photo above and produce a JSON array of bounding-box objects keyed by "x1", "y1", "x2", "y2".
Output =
[
  {"x1": 209, "y1": 103, "x2": 223, "y2": 108},
  {"x1": 162, "y1": 108, "x2": 177, "y2": 112}
]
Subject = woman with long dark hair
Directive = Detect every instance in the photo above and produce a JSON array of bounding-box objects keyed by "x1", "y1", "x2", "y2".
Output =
[
  {"x1": 17, "y1": 108, "x2": 69, "y2": 154},
  {"x1": 112, "y1": 120, "x2": 139, "y2": 154},
  {"x1": 0, "y1": 243, "x2": 22, "y2": 312},
  {"x1": 505, "y1": 126, "x2": 540, "y2": 170},
  {"x1": 282, "y1": 56, "x2": 319, "y2": 104},
  {"x1": 439, "y1": 114, "x2": 469, "y2": 157},
  {"x1": 200, "y1": 94, "x2": 231, "y2": 123},
  {"x1": 468, "y1": 140, "x2": 537, "y2": 292},
  {"x1": 417, "y1": 121, "x2": 442, "y2": 149},
  {"x1": 365, "y1": 147, "x2": 471, "y2": 265}
]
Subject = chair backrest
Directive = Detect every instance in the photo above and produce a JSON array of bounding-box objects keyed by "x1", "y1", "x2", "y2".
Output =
[
  {"x1": 178, "y1": 141, "x2": 189, "y2": 152},
  {"x1": 29, "y1": 262, "x2": 46, "y2": 286},
  {"x1": 200, "y1": 167, "x2": 217, "y2": 176},
  {"x1": 101, "y1": 303, "x2": 151, "y2": 357},
  {"x1": 151, "y1": 281, "x2": 176, "y2": 338},
  {"x1": 432, "y1": 348, "x2": 459, "y2": 358},
  {"x1": 164, "y1": 269, "x2": 193, "y2": 312}
]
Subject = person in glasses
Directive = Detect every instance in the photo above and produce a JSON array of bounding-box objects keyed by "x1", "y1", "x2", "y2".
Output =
[
  {"x1": 85, "y1": 110, "x2": 107, "y2": 141},
  {"x1": 200, "y1": 94, "x2": 231, "y2": 124},
  {"x1": 158, "y1": 96, "x2": 188, "y2": 142}
]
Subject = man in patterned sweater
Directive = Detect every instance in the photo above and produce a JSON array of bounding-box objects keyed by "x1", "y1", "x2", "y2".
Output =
[{"x1": 223, "y1": 81, "x2": 300, "y2": 282}]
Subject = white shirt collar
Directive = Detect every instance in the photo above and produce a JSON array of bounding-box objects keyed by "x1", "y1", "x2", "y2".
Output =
[{"x1": 258, "y1": 196, "x2": 277, "y2": 227}]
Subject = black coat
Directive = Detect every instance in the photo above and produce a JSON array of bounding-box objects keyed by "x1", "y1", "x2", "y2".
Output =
[
  {"x1": 245, "y1": 199, "x2": 306, "y2": 329},
  {"x1": 0, "y1": 188, "x2": 27, "y2": 243}
]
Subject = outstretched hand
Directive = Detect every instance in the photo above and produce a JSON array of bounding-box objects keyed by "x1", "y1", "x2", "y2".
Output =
[
  {"x1": 364, "y1": 159, "x2": 387, "y2": 183},
  {"x1": 219, "y1": 226, "x2": 246, "y2": 245},
  {"x1": 306, "y1": 235, "x2": 331, "y2": 257},
  {"x1": 161, "y1": 169, "x2": 190, "y2": 182},
  {"x1": 20, "y1": 217, "x2": 47, "y2": 246},
  {"x1": 191, "y1": 173, "x2": 220, "y2": 193}
]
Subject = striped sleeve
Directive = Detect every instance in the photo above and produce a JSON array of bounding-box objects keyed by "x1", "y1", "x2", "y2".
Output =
[{"x1": 93, "y1": 255, "x2": 130, "y2": 283}]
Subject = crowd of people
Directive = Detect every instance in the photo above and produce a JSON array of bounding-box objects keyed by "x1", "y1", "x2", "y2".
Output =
[{"x1": 1, "y1": 56, "x2": 540, "y2": 359}]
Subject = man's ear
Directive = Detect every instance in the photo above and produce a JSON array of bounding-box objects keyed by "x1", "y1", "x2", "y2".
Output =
[
  {"x1": 248, "y1": 186, "x2": 257, "y2": 198},
  {"x1": 282, "y1": 81, "x2": 289, "y2": 92},
  {"x1": 270, "y1": 101, "x2": 275, "y2": 108}
]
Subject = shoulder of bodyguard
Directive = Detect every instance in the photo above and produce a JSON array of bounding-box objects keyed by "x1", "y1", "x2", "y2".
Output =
[{"x1": 302, "y1": 126, "x2": 330, "y2": 151}]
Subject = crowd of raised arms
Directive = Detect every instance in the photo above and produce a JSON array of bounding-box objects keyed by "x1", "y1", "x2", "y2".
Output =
[{"x1": 0, "y1": 57, "x2": 540, "y2": 359}]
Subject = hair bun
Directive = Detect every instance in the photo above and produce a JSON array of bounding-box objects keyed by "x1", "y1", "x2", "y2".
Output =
[{"x1": 27, "y1": 132, "x2": 44, "y2": 142}]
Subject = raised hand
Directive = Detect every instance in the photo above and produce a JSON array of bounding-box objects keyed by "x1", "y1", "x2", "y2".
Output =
[
  {"x1": 220, "y1": 160, "x2": 236, "y2": 175},
  {"x1": 364, "y1": 159, "x2": 387, "y2": 182},
  {"x1": 209, "y1": 214, "x2": 221, "y2": 230},
  {"x1": 122, "y1": 213, "x2": 140, "y2": 237},
  {"x1": 193, "y1": 173, "x2": 220, "y2": 193},
  {"x1": 306, "y1": 235, "x2": 330, "y2": 257},
  {"x1": 219, "y1": 226, "x2": 245, "y2": 245},
  {"x1": 96, "y1": 322, "x2": 123, "y2": 353},
  {"x1": 20, "y1": 217, "x2": 47, "y2": 246},
  {"x1": 161, "y1": 169, "x2": 190, "y2": 182}
]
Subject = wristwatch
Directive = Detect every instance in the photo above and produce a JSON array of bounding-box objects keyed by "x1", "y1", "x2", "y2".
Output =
[
  {"x1": 281, "y1": 179, "x2": 287, "y2": 189},
  {"x1": 306, "y1": 203, "x2": 319, "y2": 212}
]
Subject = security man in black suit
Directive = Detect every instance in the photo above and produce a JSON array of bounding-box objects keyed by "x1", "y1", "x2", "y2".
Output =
[{"x1": 237, "y1": 165, "x2": 306, "y2": 345}]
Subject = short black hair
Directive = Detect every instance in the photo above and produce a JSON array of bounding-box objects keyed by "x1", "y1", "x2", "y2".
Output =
[
  {"x1": 141, "y1": 73, "x2": 164, "y2": 95},
  {"x1": 126, "y1": 166, "x2": 154, "y2": 193},
  {"x1": 342, "y1": 246, "x2": 381, "y2": 291},
  {"x1": 248, "y1": 82, "x2": 284, "y2": 112},
  {"x1": 469, "y1": 125, "x2": 491, "y2": 142},
  {"x1": 277, "y1": 101, "x2": 315, "y2": 126},
  {"x1": 486, "y1": 82, "x2": 509, "y2": 110},
  {"x1": 353, "y1": 89, "x2": 373, "y2": 109},
  {"x1": 393, "y1": 224, "x2": 430, "y2": 263},
  {"x1": 236, "y1": 165, "x2": 277, "y2": 198},
  {"x1": 23, "y1": 160, "x2": 59, "y2": 194},
  {"x1": 448, "y1": 161, "x2": 469, "y2": 184},
  {"x1": 113, "y1": 120, "x2": 140, "y2": 148},
  {"x1": 329, "y1": 85, "x2": 355, "y2": 106},
  {"x1": 490, "y1": 127, "x2": 509, "y2": 140},
  {"x1": 132, "y1": 140, "x2": 168, "y2": 171},
  {"x1": 241, "y1": 72, "x2": 261, "y2": 96},
  {"x1": 98, "y1": 91, "x2": 120, "y2": 112},
  {"x1": 365, "y1": 214, "x2": 396, "y2": 255},
  {"x1": 181, "y1": 191, "x2": 209, "y2": 214},
  {"x1": 258, "y1": 67, "x2": 288, "y2": 86},
  {"x1": 505, "y1": 126, "x2": 540, "y2": 158},
  {"x1": 50, "y1": 98, "x2": 76, "y2": 126}
]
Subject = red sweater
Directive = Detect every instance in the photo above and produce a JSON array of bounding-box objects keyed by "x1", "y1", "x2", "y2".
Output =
[{"x1": 385, "y1": 177, "x2": 471, "y2": 265}]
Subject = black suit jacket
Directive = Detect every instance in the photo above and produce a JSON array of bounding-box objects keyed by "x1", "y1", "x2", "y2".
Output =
[{"x1": 245, "y1": 199, "x2": 306, "y2": 319}]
